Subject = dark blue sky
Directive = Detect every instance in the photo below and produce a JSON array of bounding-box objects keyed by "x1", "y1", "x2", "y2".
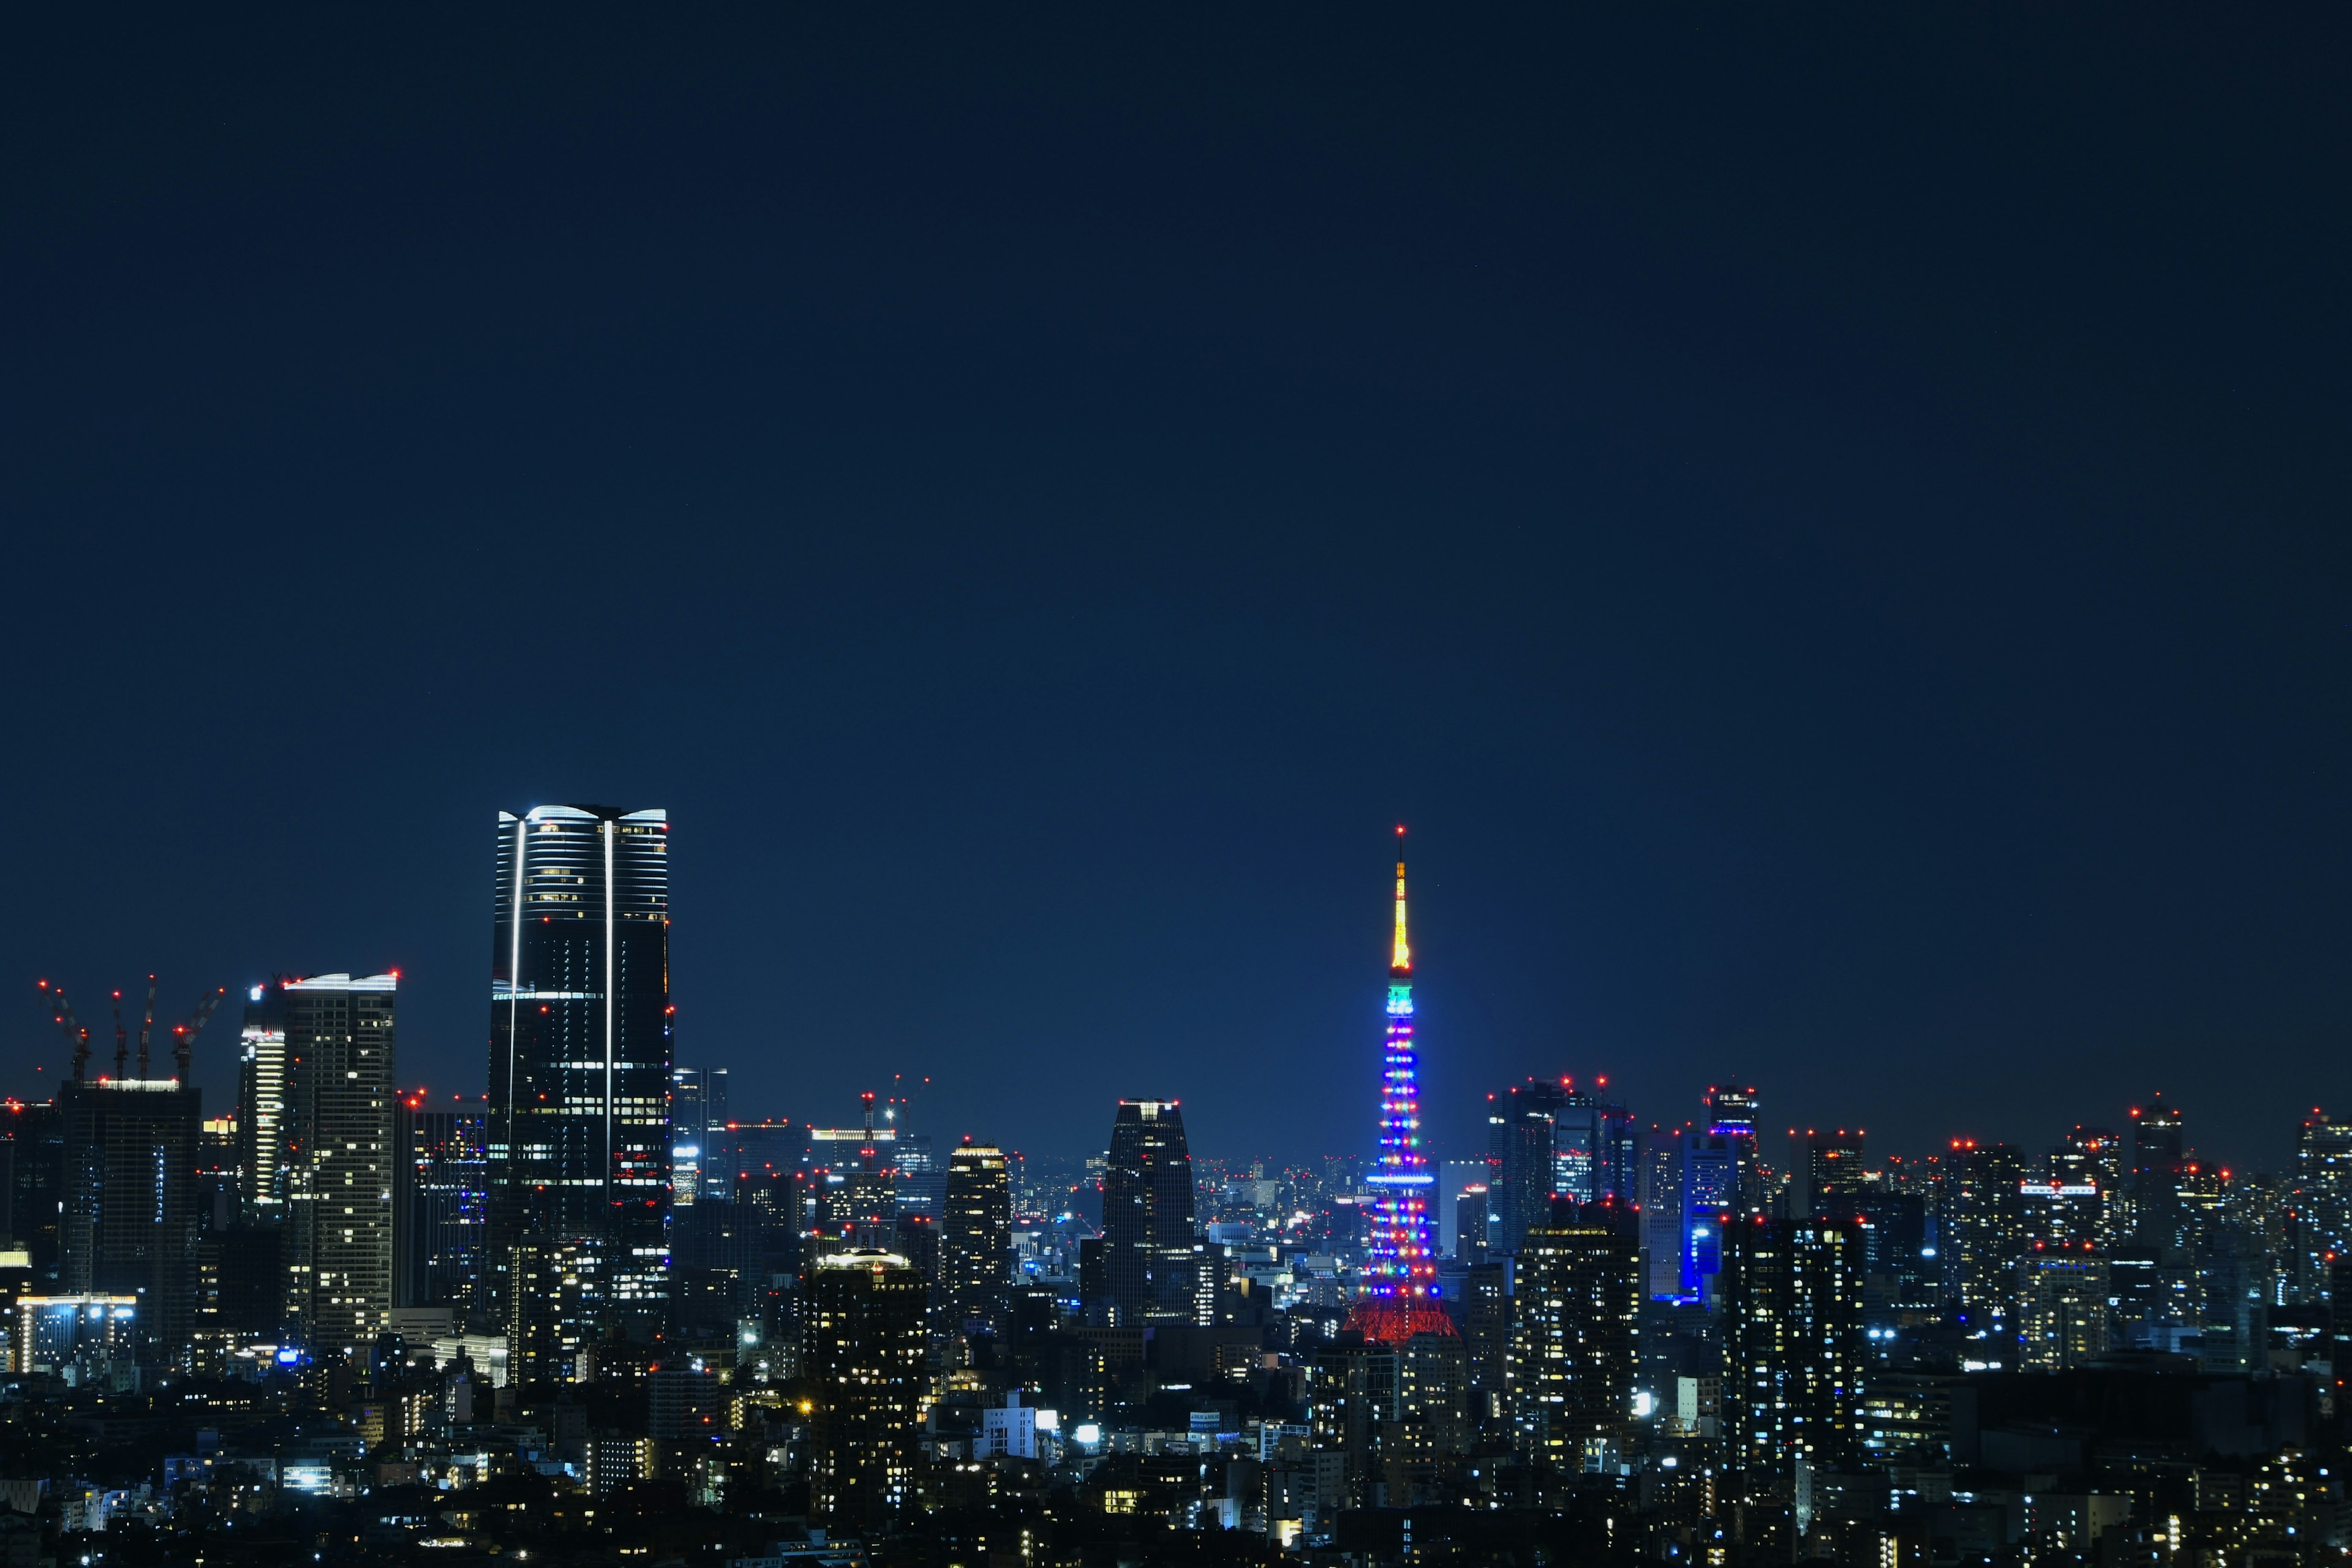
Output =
[{"x1": 6, "y1": 8, "x2": 2346, "y2": 1174}]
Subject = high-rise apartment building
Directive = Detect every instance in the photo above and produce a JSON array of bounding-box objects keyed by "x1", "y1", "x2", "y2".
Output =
[
  {"x1": 1099, "y1": 1099, "x2": 1197, "y2": 1325},
  {"x1": 1721, "y1": 1215, "x2": 1864, "y2": 1479},
  {"x1": 1509, "y1": 1198, "x2": 1641, "y2": 1470},
  {"x1": 487, "y1": 805, "x2": 673, "y2": 1378},
  {"x1": 275, "y1": 973, "x2": 398, "y2": 1360},
  {"x1": 941, "y1": 1137, "x2": 1012, "y2": 1337},
  {"x1": 804, "y1": 1250, "x2": 927, "y2": 1534},
  {"x1": 236, "y1": 993, "x2": 292, "y2": 1219}
]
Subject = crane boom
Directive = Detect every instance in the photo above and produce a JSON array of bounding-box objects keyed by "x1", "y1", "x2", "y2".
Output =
[
  {"x1": 37, "y1": 979, "x2": 91, "y2": 1081},
  {"x1": 173, "y1": 987, "x2": 227, "y2": 1080},
  {"x1": 110, "y1": 990, "x2": 128, "y2": 1079},
  {"x1": 137, "y1": 974, "x2": 157, "y2": 1079}
]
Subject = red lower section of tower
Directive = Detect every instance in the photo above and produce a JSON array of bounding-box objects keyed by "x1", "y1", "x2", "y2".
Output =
[{"x1": 1344, "y1": 1296, "x2": 1459, "y2": 1342}]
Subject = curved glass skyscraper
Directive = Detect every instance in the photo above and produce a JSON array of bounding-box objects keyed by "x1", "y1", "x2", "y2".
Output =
[{"x1": 486, "y1": 805, "x2": 671, "y2": 1376}]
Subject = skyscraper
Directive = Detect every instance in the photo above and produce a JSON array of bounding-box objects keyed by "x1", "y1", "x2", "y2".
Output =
[
  {"x1": 1486, "y1": 1080, "x2": 1566, "y2": 1256},
  {"x1": 1348, "y1": 829, "x2": 1454, "y2": 1344},
  {"x1": 1678, "y1": 1087, "x2": 1760, "y2": 1298},
  {"x1": 276, "y1": 973, "x2": 398, "y2": 1360},
  {"x1": 235, "y1": 993, "x2": 291, "y2": 1219},
  {"x1": 941, "y1": 1137, "x2": 1012, "y2": 1337},
  {"x1": 1099, "y1": 1099, "x2": 1197, "y2": 1325},
  {"x1": 61, "y1": 1075, "x2": 201, "y2": 1363},
  {"x1": 486, "y1": 805, "x2": 673, "y2": 1377},
  {"x1": 804, "y1": 1249, "x2": 927, "y2": 1534}
]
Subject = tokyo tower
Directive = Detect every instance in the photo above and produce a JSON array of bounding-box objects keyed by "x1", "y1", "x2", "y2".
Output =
[{"x1": 1345, "y1": 826, "x2": 1457, "y2": 1342}]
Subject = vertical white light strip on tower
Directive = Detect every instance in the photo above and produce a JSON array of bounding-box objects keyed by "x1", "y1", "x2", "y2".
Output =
[
  {"x1": 507, "y1": 814, "x2": 527, "y2": 1174},
  {"x1": 604, "y1": 816, "x2": 616, "y2": 1208}
]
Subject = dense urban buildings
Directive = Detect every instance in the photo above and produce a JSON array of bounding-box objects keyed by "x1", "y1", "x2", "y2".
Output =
[{"x1": 8, "y1": 826, "x2": 2352, "y2": 1568}]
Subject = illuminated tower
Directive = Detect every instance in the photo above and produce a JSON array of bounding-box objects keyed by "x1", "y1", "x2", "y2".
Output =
[{"x1": 1348, "y1": 828, "x2": 1454, "y2": 1342}]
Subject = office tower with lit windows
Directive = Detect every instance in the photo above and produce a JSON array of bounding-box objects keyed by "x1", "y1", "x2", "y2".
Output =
[
  {"x1": 396, "y1": 1096, "x2": 488, "y2": 1319},
  {"x1": 1508, "y1": 1197, "x2": 1642, "y2": 1470},
  {"x1": 60, "y1": 1074, "x2": 202, "y2": 1363},
  {"x1": 486, "y1": 805, "x2": 673, "y2": 1378},
  {"x1": 1347, "y1": 832, "x2": 1455, "y2": 1344},
  {"x1": 669, "y1": 1065, "x2": 730, "y2": 1206},
  {"x1": 1099, "y1": 1098, "x2": 1197, "y2": 1325},
  {"x1": 1678, "y1": 1085, "x2": 1758, "y2": 1298},
  {"x1": 1798, "y1": 1129, "x2": 1866, "y2": 1217},
  {"x1": 1637, "y1": 1128, "x2": 1683, "y2": 1298},
  {"x1": 941, "y1": 1137, "x2": 1012, "y2": 1336},
  {"x1": 2018, "y1": 1247, "x2": 2110, "y2": 1369},
  {"x1": 1721, "y1": 1214, "x2": 1864, "y2": 1479},
  {"x1": 808, "y1": 1093, "x2": 900, "y2": 1254},
  {"x1": 804, "y1": 1249, "x2": 928, "y2": 1534},
  {"x1": 2294, "y1": 1110, "x2": 2352, "y2": 1292},
  {"x1": 267, "y1": 973, "x2": 398, "y2": 1359},
  {"x1": 2054, "y1": 1125, "x2": 2128, "y2": 1249},
  {"x1": 1942, "y1": 1139, "x2": 2029, "y2": 1319}
]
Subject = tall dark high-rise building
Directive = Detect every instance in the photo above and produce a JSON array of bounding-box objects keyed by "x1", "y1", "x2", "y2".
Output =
[
  {"x1": 396, "y1": 1096, "x2": 488, "y2": 1320},
  {"x1": 1722, "y1": 1215, "x2": 1864, "y2": 1479},
  {"x1": 804, "y1": 1249, "x2": 927, "y2": 1534},
  {"x1": 1798, "y1": 1128, "x2": 1867, "y2": 1218},
  {"x1": 1486, "y1": 1079, "x2": 1566, "y2": 1256},
  {"x1": 940, "y1": 1137, "x2": 1011, "y2": 1337},
  {"x1": 1099, "y1": 1098, "x2": 1197, "y2": 1325},
  {"x1": 61, "y1": 1076, "x2": 202, "y2": 1363},
  {"x1": 2132, "y1": 1091, "x2": 2190, "y2": 1251},
  {"x1": 487, "y1": 805, "x2": 673, "y2": 1378},
  {"x1": 1508, "y1": 1197, "x2": 1641, "y2": 1470}
]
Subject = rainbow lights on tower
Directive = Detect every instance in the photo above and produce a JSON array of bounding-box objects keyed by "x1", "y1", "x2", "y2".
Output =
[{"x1": 1347, "y1": 826, "x2": 1457, "y2": 1341}]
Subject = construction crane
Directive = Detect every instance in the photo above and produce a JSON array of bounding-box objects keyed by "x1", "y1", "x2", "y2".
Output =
[
  {"x1": 36, "y1": 979, "x2": 91, "y2": 1082},
  {"x1": 172, "y1": 987, "x2": 226, "y2": 1080},
  {"x1": 136, "y1": 974, "x2": 157, "y2": 1079},
  {"x1": 110, "y1": 990, "x2": 128, "y2": 1079}
]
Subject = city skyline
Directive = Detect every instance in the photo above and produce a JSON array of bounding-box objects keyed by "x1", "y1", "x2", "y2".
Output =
[{"x1": 17, "y1": 824, "x2": 2340, "y2": 1187}]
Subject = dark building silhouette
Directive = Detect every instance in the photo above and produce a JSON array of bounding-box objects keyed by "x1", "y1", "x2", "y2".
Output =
[
  {"x1": 1099, "y1": 1099, "x2": 1197, "y2": 1325},
  {"x1": 1485, "y1": 1079, "x2": 1565, "y2": 1256},
  {"x1": 396, "y1": 1097, "x2": 487, "y2": 1321},
  {"x1": 61, "y1": 1077, "x2": 201, "y2": 1363},
  {"x1": 486, "y1": 805, "x2": 673, "y2": 1379},
  {"x1": 4, "y1": 1102, "x2": 65, "y2": 1283}
]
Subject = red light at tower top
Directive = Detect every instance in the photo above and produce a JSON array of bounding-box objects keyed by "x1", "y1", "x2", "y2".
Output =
[{"x1": 1349, "y1": 835, "x2": 1455, "y2": 1343}]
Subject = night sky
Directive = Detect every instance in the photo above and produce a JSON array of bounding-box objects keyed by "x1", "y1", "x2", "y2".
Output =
[{"x1": 7, "y1": 9, "x2": 2347, "y2": 1175}]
